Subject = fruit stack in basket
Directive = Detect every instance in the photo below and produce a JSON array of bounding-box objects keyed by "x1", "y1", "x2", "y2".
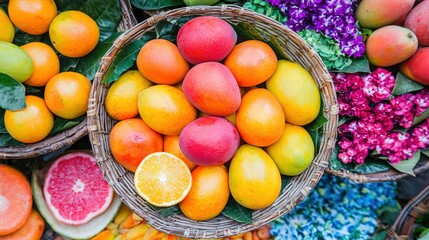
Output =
[{"x1": 103, "y1": 13, "x2": 324, "y2": 222}]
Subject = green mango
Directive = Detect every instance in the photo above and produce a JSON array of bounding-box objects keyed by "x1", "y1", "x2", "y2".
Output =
[{"x1": 0, "y1": 42, "x2": 33, "y2": 83}]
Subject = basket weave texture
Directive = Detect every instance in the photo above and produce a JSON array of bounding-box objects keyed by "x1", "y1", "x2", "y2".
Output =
[
  {"x1": 0, "y1": 0, "x2": 138, "y2": 160},
  {"x1": 387, "y1": 184, "x2": 429, "y2": 240},
  {"x1": 325, "y1": 155, "x2": 429, "y2": 183},
  {"x1": 87, "y1": 5, "x2": 338, "y2": 238}
]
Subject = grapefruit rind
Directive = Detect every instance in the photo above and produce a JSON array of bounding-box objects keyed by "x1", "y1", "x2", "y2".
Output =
[
  {"x1": 31, "y1": 172, "x2": 122, "y2": 240},
  {"x1": 134, "y1": 152, "x2": 192, "y2": 207},
  {"x1": 42, "y1": 152, "x2": 114, "y2": 225}
]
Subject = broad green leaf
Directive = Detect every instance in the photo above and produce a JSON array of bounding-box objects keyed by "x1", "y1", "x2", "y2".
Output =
[
  {"x1": 371, "y1": 231, "x2": 387, "y2": 240},
  {"x1": 55, "y1": 0, "x2": 86, "y2": 11},
  {"x1": 221, "y1": 198, "x2": 253, "y2": 224},
  {"x1": 305, "y1": 98, "x2": 327, "y2": 131},
  {"x1": 60, "y1": 56, "x2": 79, "y2": 72},
  {"x1": 307, "y1": 128, "x2": 323, "y2": 155},
  {"x1": 330, "y1": 55, "x2": 370, "y2": 73},
  {"x1": 268, "y1": 34, "x2": 292, "y2": 61},
  {"x1": 349, "y1": 158, "x2": 390, "y2": 174},
  {"x1": 130, "y1": 0, "x2": 183, "y2": 10},
  {"x1": 413, "y1": 107, "x2": 429, "y2": 126},
  {"x1": 376, "y1": 200, "x2": 402, "y2": 226},
  {"x1": 328, "y1": 146, "x2": 342, "y2": 171},
  {"x1": 339, "y1": 116, "x2": 352, "y2": 126},
  {"x1": 155, "y1": 17, "x2": 194, "y2": 42},
  {"x1": 103, "y1": 34, "x2": 155, "y2": 83},
  {"x1": 419, "y1": 229, "x2": 429, "y2": 240},
  {"x1": 150, "y1": 205, "x2": 181, "y2": 218},
  {"x1": 24, "y1": 85, "x2": 41, "y2": 94},
  {"x1": 0, "y1": 73, "x2": 26, "y2": 110},
  {"x1": 13, "y1": 31, "x2": 43, "y2": 46},
  {"x1": 422, "y1": 148, "x2": 429, "y2": 158},
  {"x1": 50, "y1": 116, "x2": 85, "y2": 135},
  {"x1": 79, "y1": 0, "x2": 121, "y2": 41},
  {"x1": 0, "y1": 109, "x2": 7, "y2": 134},
  {"x1": 0, "y1": 133, "x2": 25, "y2": 147},
  {"x1": 388, "y1": 151, "x2": 421, "y2": 176},
  {"x1": 73, "y1": 33, "x2": 122, "y2": 80},
  {"x1": 392, "y1": 71, "x2": 424, "y2": 96}
]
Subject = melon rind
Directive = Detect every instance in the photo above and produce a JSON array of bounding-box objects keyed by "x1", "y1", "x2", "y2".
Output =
[{"x1": 31, "y1": 173, "x2": 122, "y2": 240}]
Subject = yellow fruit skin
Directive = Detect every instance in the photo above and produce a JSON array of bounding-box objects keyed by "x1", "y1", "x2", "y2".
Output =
[
  {"x1": 105, "y1": 71, "x2": 153, "y2": 120},
  {"x1": 0, "y1": 42, "x2": 33, "y2": 83},
  {"x1": 265, "y1": 123, "x2": 315, "y2": 176},
  {"x1": 229, "y1": 144, "x2": 281, "y2": 210},
  {"x1": 266, "y1": 60, "x2": 320, "y2": 126},
  {"x1": 0, "y1": 9, "x2": 15, "y2": 42}
]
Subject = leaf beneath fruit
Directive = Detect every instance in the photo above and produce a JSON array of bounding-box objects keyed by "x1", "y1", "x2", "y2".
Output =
[
  {"x1": 55, "y1": 0, "x2": 86, "y2": 11},
  {"x1": 348, "y1": 158, "x2": 390, "y2": 174},
  {"x1": 307, "y1": 128, "x2": 322, "y2": 155},
  {"x1": 413, "y1": 107, "x2": 429, "y2": 127},
  {"x1": 392, "y1": 71, "x2": 424, "y2": 96},
  {"x1": 0, "y1": 133, "x2": 25, "y2": 147},
  {"x1": 305, "y1": 98, "x2": 327, "y2": 131},
  {"x1": 73, "y1": 33, "x2": 122, "y2": 80},
  {"x1": 50, "y1": 116, "x2": 85, "y2": 135},
  {"x1": 422, "y1": 148, "x2": 429, "y2": 158},
  {"x1": 60, "y1": 56, "x2": 79, "y2": 72},
  {"x1": 388, "y1": 151, "x2": 421, "y2": 176},
  {"x1": 330, "y1": 55, "x2": 370, "y2": 73},
  {"x1": 150, "y1": 205, "x2": 181, "y2": 218},
  {"x1": 376, "y1": 200, "x2": 401, "y2": 226},
  {"x1": 0, "y1": 73, "x2": 26, "y2": 111},
  {"x1": 221, "y1": 198, "x2": 253, "y2": 224},
  {"x1": 130, "y1": 0, "x2": 183, "y2": 10},
  {"x1": 12, "y1": 32, "x2": 43, "y2": 46},
  {"x1": 156, "y1": 17, "x2": 194, "y2": 43}
]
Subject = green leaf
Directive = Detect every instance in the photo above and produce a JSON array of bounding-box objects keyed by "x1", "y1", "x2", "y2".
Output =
[
  {"x1": 422, "y1": 148, "x2": 429, "y2": 158},
  {"x1": 328, "y1": 145, "x2": 342, "y2": 171},
  {"x1": 339, "y1": 116, "x2": 352, "y2": 126},
  {"x1": 307, "y1": 128, "x2": 322, "y2": 155},
  {"x1": 0, "y1": 109, "x2": 6, "y2": 134},
  {"x1": 59, "y1": 56, "x2": 79, "y2": 72},
  {"x1": 221, "y1": 197, "x2": 253, "y2": 224},
  {"x1": 388, "y1": 151, "x2": 421, "y2": 176},
  {"x1": 155, "y1": 17, "x2": 194, "y2": 43},
  {"x1": 150, "y1": 205, "x2": 181, "y2": 218},
  {"x1": 55, "y1": 0, "x2": 86, "y2": 11},
  {"x1": 392, "y1": 71, "x2": 424, "y2": 96},
  {"x1": 419, "y1": 229, "x2": 429, "y2": 240},
  {"x1": 24, "y1": 85, "x2": 41, "y2": 94},
  {"x1": 330, "y1": 55, "x2": 370, "y2": 73},
  {"x1": 79, "y1": 0, "x2": 122, "y2": 41},
  {"x1": 376, "y1": 200, "x2": 402, "y2": 226},
  {"x1": 73, "y1": 33, "x2": 122, "y2": 80},
  {"x1": 0, "y1": 133, "x2": 25, "y2": 147},
  {"x1": 349, "y1": 158, "x2": 391, "y2": 174},
  {"x1": 130, "y1": 0, "x2": 183, "y2": 10},
  {"x1": 0, "y1": 73, "x2": 26, "y2": 110},
  {"x1": 413, "y1": 107, "x2": 429, "y2": 127},
  {"x1": 305, "y1": 98, "x2": 327, "y2": 131},
  {"x1": 371, "y1": 231, "x2": 387, "y2": 240},
  {"x1": 50, "y1": 116, "x2": 85, "y2": 135},
  {"x1": 13, "y1": 31, "x2": 43, "y2": 46}
]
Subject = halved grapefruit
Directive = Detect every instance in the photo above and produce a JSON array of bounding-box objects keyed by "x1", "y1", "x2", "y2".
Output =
[{"x1": 42, "y1": 151, "x2": 114, "y2": 225}]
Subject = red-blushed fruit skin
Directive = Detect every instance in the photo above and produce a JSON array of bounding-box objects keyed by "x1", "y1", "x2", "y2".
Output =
[
  {"x1": 177, "y1": 16, "x2": 237, "y2": 64},
  {"x1": 400, "y1": 47, "x2": 429, "y2": 85},
  {"x1": 179, "y1": 116, "x2": 240, "y2": 166},
  {"x1": 366, "y1": 25, "x2": 418, "y2": 67},
  {"x1": 182, "y1": 62, "x2": 241, "y2": 116},
  {"x1": 404, "y1": 0, "x2": 429, "y2": 46}
]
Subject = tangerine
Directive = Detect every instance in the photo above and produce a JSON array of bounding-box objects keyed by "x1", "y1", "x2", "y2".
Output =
[
  {"x1": 44, "y1": 71, "x2": 91, "y2": 119},
  {"x1": 21, "y1": 42, "x2": 60, "y2": 87},
  {"x1": 136, "y1": 39, "x2": 190, "y2": 85},
  {"x1": 224, "y1": 40, "x2": 278, "y2": 87},
  {"x1": 4, "y1": 95, "x2": 54, "y2": 143}
]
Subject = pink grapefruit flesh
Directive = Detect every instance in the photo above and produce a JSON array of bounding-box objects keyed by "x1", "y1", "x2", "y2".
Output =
[{"x1": 43, "y1": 151, "x2": 114, "y2": 225}]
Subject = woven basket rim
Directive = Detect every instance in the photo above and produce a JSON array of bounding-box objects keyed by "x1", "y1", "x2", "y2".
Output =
[
  {"x1": 0, "y1": 0, "x2": 137, "y2": 160},
  {"x1": 87, "y1": 5, "x2": 338, "y2": 238},
  {"x1": 387, "y1": 184, "x2": 429, "y2": 239},
  {"x1": 325, "y1": 154, "x2": 429, "y2": 183}
]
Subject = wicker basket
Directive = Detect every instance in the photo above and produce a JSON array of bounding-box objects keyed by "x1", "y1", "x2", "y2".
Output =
[
  {"x1": 387, "y1": 184, "x2": 429, "y2": 240},
  {"x1": 325, "y1": 154, "x2": 429, "y2": 183},
  {"x1": 0, "y1": 0, "x2": 138, "y2": 160},
  {"x1": 87, "y1": 5, "x2": 338, "y2": 238}
]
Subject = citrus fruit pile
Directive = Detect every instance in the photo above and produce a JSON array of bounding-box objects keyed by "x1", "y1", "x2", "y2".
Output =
[
  {"x1": 0, "y1": 164, "x2": 45, "y2": 239},
  {"x1": 0, "y1": 0, "x2": 99, "y2": 144},
  {"x1": 106, "y1": 15, "x2": 322, "y2": 221}
]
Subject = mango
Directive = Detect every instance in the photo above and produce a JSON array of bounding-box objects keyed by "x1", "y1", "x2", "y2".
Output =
[
  {"x1": 177, "y1": 16, "x2": 237, "y2": 64},
  {"x1": 355, "y1": 0, "x2": 415, "y2": 29},
  {"x1": 400, "y1": 47, "x2": 429, "y2": 86},
  {"x1": 404, "y1": 0, "x2": 429, "y2": 46},
  {"x1": 366, "y1": 25, "x2": 418, "y2": 67},
  {"x1": 0, "y1": 42, "x2": 33, "y2": 82},
  {"x1": 0, "y1": 9, "x2": 15, "y2": 42}
]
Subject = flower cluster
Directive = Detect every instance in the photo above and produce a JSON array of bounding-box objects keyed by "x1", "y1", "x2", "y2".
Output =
[
  {"x1": 270, "y1": 174, "x2": 397, "y2": 239},
  {"x1": 333, "y1": 69, "x2": 429, "y2": 164},
  {"x1": 266, "y1": 0, "x2": 365, "y2": 58}
]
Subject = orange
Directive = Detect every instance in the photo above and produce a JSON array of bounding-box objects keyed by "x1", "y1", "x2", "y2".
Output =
[
  {"x1": 265, "y1": 123, "x2": 315, "y2": 176},
  {"x1": 0, "y1": 209, "x2": 45, "y2": 240},
  {"x1": 136, "y1": 39, "x2": 190, "y2": 85},
  {"x1": 236, "y1": 88, "x2": 285, "y2": 147},
  {"x1": 44, "y1": 71, "x2": 91, "y2": 119},
  {"x1": 163, "y1": 135, "x2": 196, "y2": 170},
  {"x1": 4, "y1": 95, "x2": 54, "y2": 143},
  {"x1": 8, "y1": 0, "x2": 57, "y2": 35},
  {"x1": 137, "y1": 85, "x2": 197, "y2": 136},
  {"x1": 179, "y1": 165, "x2": 229, "y2": 221},
  {"x1": 49, "y1": 10, "x2": 99, "y2": 58},
  {"x1": 134, "y1": 152, "x2": 192, "y2": 207},
  {"x1": 105, "y1": 70, "x2": 153, "y2": 120},
  {"x1": 21, "y1": 42, "x2": 60, "y2": 87},
  {"x1": 110, "y1": 118, "x2": 163, "y2": 172},
  {"x1": 224, "y1": 40, "x2": 278, "y2": 87},
  {"x1": 0, "y1": 164, "x2": 33, "y2": 236}
]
